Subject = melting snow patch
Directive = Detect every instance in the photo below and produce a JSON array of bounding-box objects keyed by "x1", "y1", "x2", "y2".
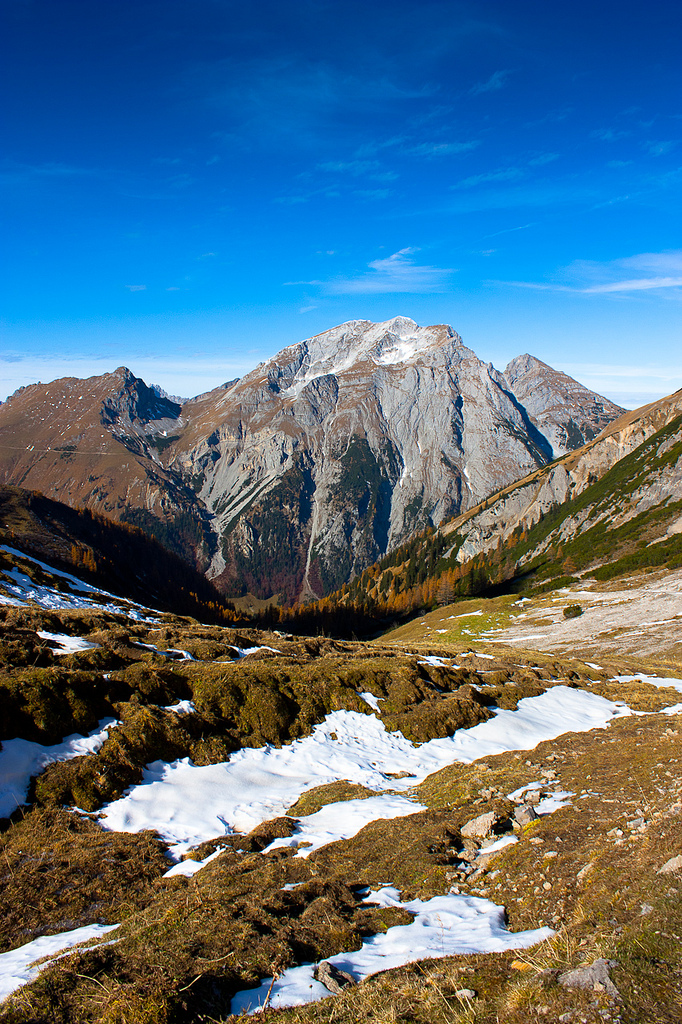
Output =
[
  {"x1": 37, "y1": 631, "x2": 100, "y2": 656},
  {"x1": 229, "y1": 645, "x2": 281, "y2": 659},
  {"x1": 418, "y1": 655, "x2": 450, "y2": 668},
  {"x1": 536, "y1": 790, "x2": 574, "y2": 814},
  {"x1": 0, "y1": 923, "x2": 119, "y2": 1002},
  {"x1": 0, "y1": 546, "x2": 100, "y2": 594},
  {"x1": 0, "y1": 719, "x2": 116, "y2": 819},
  {"x1": 163, "y1": 846, "x2": 225, "y2": 879},
  {"x1": 481, "y1": 835, "x2": 518, "y2": 855},
  {"x1": 134, "y1": 641, "x2": 195, "y2": 661},
  {"x1": 615, "y1": 673, "x2": 682, "y2": 695},
  {"x1": 99, "y1": 687, "x2": 630, "y2": 860},
  {"x1": 231, "y1": 887, "x2": 552, "y2": 1013},
  {"x1": 163, "y1": 700, "x2": 196, "y2": 715},
  {"x1": 359, "y1": 692, "x2": 383, "y2": 712},
  {"x1": 264, "y1": 795, "x2": 423, "y2": 858},
  {"x1": 508, "y1": 782, "x2": 543, "y2": 801},
  {"x1": 0, "y1": 549, "x2": 157, "y2": 622}
]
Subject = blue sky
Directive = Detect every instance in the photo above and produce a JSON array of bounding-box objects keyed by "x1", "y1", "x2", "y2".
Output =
[{"x1": 2, "y1": 0, "x2": 681, "y2": 406}]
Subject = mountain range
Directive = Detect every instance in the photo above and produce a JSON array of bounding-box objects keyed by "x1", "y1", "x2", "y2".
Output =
[{"x1": 0, "y1": 317, "x2": 623, "y2": 603}]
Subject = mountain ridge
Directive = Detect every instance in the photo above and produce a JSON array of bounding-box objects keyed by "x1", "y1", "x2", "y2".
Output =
[{"x1": 0, "y1": 318, "x2": 624, "y2": 602}]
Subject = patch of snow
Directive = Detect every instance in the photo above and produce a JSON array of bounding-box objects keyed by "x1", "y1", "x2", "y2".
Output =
[
  {"x1": 359, "y1": 692, "x2": 383, "y2": 712},
  {"x1": 664, "y1": 703, "x2": 682, "y2": 716},
  {"x1": 0, "y1": 923, "x2": 118, "y2": 1002},
  {"x1": 264, "y1": 796, "x2": 423, "y2": 859},
  {"x1": 0, "y1": 555, "x2": 156, "y2": 622},
  {"x1": 508, "y1": 781, "x2": 543, "y2": 801},
  {"x1": 616, "y1": 673, "x2": 682, "y2": 695},
  {"x1": 480, "y1": 835, "x2": 518, "y2": 855},
  {"x1": 507, "y1": 781, "x2": 573, "y2": 815},
  {"x1": 231, "y1": 887, "x2": 552, "y2": 1014},
  {"x1": 37, "y1": 631, "x2": 100, "y2": 656},
  {"x1": 99, "y1": 687, "x2": 630, "y2": 860},
  {"x1": 0, "y1": 719, "x2": 116, "y2": 819},
  {"x1": 0, "y1": 545, "x2": 100, "y2": 593},
  {"x1": 134, "y1": 641, "x2": 195, "y2": 661},
  {"x1": 585, "y1": 662, "x2": 603, "y2": 671},
  {"x1": 163, "y1": 700, "x2": 196, "y2": 715},
  {"x1": 228, "y1": 645, "x2": 281, "y2": 659},
  {"x1": 418, "y1": 655, "x2": 449, "y2": 667},
  {"x1": 535, "y1": 789, "x2": 574, "y2": 814},
  {"x1": 456, "y1": 610, "x2": 484, "y2": 617},
  {"x1": 163, "y1": 846, "x2": 225, "y2": 878}
]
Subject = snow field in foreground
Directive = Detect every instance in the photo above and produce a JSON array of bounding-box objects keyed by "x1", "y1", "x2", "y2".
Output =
[
  {"x1": 0, "y1": 720, "x2": 116, "y2": 819},
  {"x1": 231, "y1": 887, "x2": 553, "y2": 1014},
  {"x1": 0, "y1": 924, "x2": 119, "y2": 1002},
  {"x1": 99, "y1": 686, "x2": 631, "y2": 859}
]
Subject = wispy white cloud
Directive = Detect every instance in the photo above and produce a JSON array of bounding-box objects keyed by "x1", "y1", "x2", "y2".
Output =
[
  {"x1": 317, "y1": 159, "x2": 379, "y2": 176},
  {"x1": 583, "y1": 276, "x2": 682, "y2": 293},
  {"x1": 483, "y1": 222, "x2": 535, "y2": 239},
  {"x1": 409, "y1": 140, "x2": 480, "y2": 157},
  {"x1": 451, "y1": 166, "x2": 523, "y2": 189},
  {"x1": 527, "y1": 152, "x2": 559, "y2": 166},
  {"x1": 125, "y1": 284, "x2": 147, "y2": 292},
  {"x1": 322, "y1": 248, "x2": 456, "y2": 295},
  {"x1": 645, "y1": 140, "x2": 677, "y2": 156},
  {"x1": 0, "y1": 160, "x2": 95, "y2": 186},
  {"x1": 299, "y1": 305, "x2": 317, "y2": 313},
  {"x1": 353, "y1": 188, "x2": 394, "y2": 200},
  {"x1": 469, "y1": 70, "x2": 510, "y2": 96},
  {"x1": 500, "y1": 250, "x2": 682, "y2": 296},
  {"x1": 591, "y1": 127, "x2": 629, "y2": 142}
]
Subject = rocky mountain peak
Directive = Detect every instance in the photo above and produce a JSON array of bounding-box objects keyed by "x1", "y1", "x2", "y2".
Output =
[
  {"x1": 502, "y1": 352, "x2": 625, "y2": 457},
  {"x1": 504, "y1": 353, "x2": 550, "y2": 385},
  {"x1": 260, "y1": 316, "x2": 462, "y2": 398}
]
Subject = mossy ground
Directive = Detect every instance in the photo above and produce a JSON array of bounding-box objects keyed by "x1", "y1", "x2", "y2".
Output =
[{"x1": 2, "y1": 600, "x2": 682, "y2": 1022}]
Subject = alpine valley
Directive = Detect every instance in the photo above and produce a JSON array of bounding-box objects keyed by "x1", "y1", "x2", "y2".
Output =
[
  {"x1": 0, "y1": 317, "x2": 623, "y2": 603},
  {"x1": 3, "y1": 318, "x2": 682, "y2": 1024}
]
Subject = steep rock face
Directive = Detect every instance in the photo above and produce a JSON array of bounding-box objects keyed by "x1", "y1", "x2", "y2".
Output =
[
  {"x1": 448, "y1": 388, "x2": 682, "y2": 565},
  {"x1": 171, "y1": 318, "x2": 556, "y2": 599},
  {"x1": 503, "y1": 354, "x2": 624, "y2": 457},
  {"x1": 0, "y1": 319, "x2": 624, "y2": 601}
]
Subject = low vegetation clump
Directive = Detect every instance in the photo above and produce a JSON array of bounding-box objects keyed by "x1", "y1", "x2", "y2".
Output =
[{"x1": 563, "y1": 604, "x2": 583, "y2": 619}]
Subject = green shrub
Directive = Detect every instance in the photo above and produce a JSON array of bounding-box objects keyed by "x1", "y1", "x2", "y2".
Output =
[{"x1": 563, "y1": 603, "x2": 583, "y2": 619}]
